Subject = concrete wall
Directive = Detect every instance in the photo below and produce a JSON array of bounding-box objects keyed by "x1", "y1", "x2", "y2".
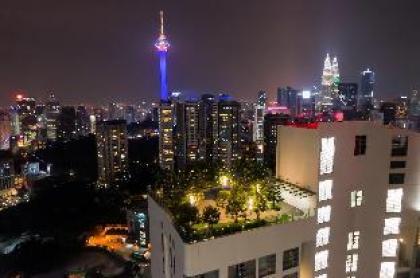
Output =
[{"x1": 276, "y1": 126, "x2": 319, "y2": 192}]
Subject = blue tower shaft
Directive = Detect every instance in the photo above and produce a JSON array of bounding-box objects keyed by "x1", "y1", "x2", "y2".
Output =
[{"x1": 159, "y1": 51, "x2": 168, "y2": 101}]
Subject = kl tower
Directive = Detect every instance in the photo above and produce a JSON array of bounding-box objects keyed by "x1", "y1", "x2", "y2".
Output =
[{"x1": 155, "y1": 10, "x2": 170, "y2": 102}]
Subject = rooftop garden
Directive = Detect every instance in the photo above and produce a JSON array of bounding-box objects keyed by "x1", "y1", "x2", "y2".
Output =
[{"x1": 151, "y1": 160, "x2": 314, "y2": 243}]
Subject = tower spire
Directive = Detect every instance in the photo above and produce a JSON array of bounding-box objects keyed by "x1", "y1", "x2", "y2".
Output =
[{"x1": 160, "y1": 10, "x2": 164, "y2": 36}]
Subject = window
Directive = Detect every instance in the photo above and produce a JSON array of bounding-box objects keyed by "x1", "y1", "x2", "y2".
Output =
[
  {"x1": 382, "y1": 239, "x2": 398, "y2": 257},
  {"x1": 317, "y1": 205, "x2": 331, "y2": 224},
  {"x1": 228, "y1": 260, "x2": 256, "y2": 278},
  {"x1": 258, "y1": 254, "x2": 276, "y2": 277},
  {"x1": 386, "y1": 188, "x2": 403, "y2": 213},
  {"x1": 391, "y1": 136, "x2": 408, "y2": 156},
  {"x1": 380, "y1": 262, "x2": 396, "y2": 278},
  {"x1": 390, "y1": 161, "x2": 406, "y2": 169},
  {"x1": 319, "y1": 180, "x2": 333, "y2": 202},
  {"x1": 314, "y1": 250, "x2": 329, "y2": 272},
  {"x1": 347, "y1": 231, "x2": 360, "y2": 251},
  {"x1": 316, "y1": 227, "x2": 330, "y2": 247},
  {"x1": 351, "y1": 191, "x2": 363, "y2": 207},
  {"x1": 315, "y1": 275, "x2": 327, "y2": 278},
  {"x1": 345, "y1": 254, "x2": 358, "y2": 272},
  {"x1": 188, "y1": 270, "x2": 219, "y2": 278},
  {"x1": 320, "y1": 137, "x2": 335, "y2": 175},
  {"x1": 389, "y1": 173, "x2": 405, "y2": 184},
  {"x1": 354, "y1": 135, "x2": 367, "y2": 156},
  {"x1": 283, "y1": 248, "x2": 299, "y2": 270},
  {"x1": 384, "y1": 217, "x2": 401, "y2": 235}
]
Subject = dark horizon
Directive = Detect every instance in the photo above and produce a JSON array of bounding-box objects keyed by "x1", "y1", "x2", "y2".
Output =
[{"x1": 1, "y1": 0, "x2": 420, "y2": 106}]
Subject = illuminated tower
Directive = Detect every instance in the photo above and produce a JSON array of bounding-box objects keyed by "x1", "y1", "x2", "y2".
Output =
[
  {"x1": 155, "y1": 10, "x2": 170, "y2": 101},
  {"x1": 319, "y1": 53, "x2": 340, "y2": 112}
]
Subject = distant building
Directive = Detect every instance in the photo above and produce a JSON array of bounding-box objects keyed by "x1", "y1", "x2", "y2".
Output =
[
  {"x1": 359, "y1": 68, "x2": 375, "y2": 116},
  {"x1": 159, "y1": 102, "x2": 175, "y2": 171},
  {"x1": 380, "y1": 102, "x2": 397, "y2": 125},
  {"x1": 254, "y1": 91, "x2": 266, "y2": 162},
  {"x1": 263, "y1": 113, "x2": 290, "y2": 171},
  {"x1": 0, "y1": 112, "x2": 11, "y2": 150},
  {"x1": 0, "y1": 151, "x2": 14, "y2": 190},
  {"x1": 277, "y1": 87, "x2": 300, "y2": 116},
  {"x1": 96, "y1": 120, "x2": 129, "y2": 187},
  {"x1": 76, "y1": 105, "x2": 90, "y2": 136},
  {"x1": 45, "y1": 92, "x2": 60, "y2": 141},
  {"x1": 57, "y1": 106, "x2": 76, "y2": 141},
  {"x1": 319, "y1": 54, "x2": 340, "y2": 112},
  {"x1": 212, "y1": 96, "x2": 241, "y2": 168},
  {"x1": 198, "y1": 94, "x2": 215, "y2": 162},
  {"x1": 174, "y1": 101, "x2": 200, "y2": 168}
]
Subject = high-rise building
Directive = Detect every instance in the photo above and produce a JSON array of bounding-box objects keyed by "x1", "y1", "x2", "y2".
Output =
[
  {"x1": 174, "y1": 101, "x2": 200, "y2": 168},
  {"x1": 159, "y1": 103, "x2": 175, "y2": 171},
  {"x1": 0, "y1": 111, "x2": 11, "y2": 150},
  {"x1": 57, "y1": 106, "x2": 76, "y2": 141},
  {"x1": 96, "y1": 120, "x2": 129, "y2": 187},
  {"x1": 408, "y1": 90, "x2": 420, "y2": 131},
  {"x1": 254, "y1": 91, "x2": 266, "y2": 162},
  {"x1": 359, "y1": 68, "x2": 375, "y2": 115},
  {"x1": 14, "y1": 94, "x2": 37, "y2": 144},
  {"x1": 0, "y1": 151, "x2": 14, "y2": 190},
  {"x1": 336, "y1": 82, "x2": 359, "y2": 119},
  {"x1": 380, "y1": 102, "x2": 397, "y2": 125},
  {"x1": 277, "y1": 87, "x2": 300, "y2": 116},
  {"x1": 263, "y1": 113, "x2": 290, "y2": 171},
  {"x1": 44, "y1": 92, "x2": 60, "y2": 141},
  {"x1": 124, "y1": 105, "x2": 136, "y2": 124},
  {"x1": 212, "y1": 95, "x2": 241, "y2": 168},
  {"x1": 198, "y1": 94, "x2": 215, "y2": 162},
  {"x1": 76, "y1": 105, "x2": 90, "y2": 136},
  {"x1": 319, "y1": 54, "x2": 340, "y2": 112},
  {"x1": 149, "y1": 121, "x2": 420, "y2": 278}
]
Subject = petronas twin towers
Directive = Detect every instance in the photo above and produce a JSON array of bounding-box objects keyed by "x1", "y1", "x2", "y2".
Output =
[{"x1": 319, "y1": 53, "x2": 341, "y2": 111}]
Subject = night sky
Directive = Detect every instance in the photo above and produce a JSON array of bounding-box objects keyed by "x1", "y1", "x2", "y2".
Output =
[{"x1": 1, "y1": 0, "x2": 420, "y2": 106}]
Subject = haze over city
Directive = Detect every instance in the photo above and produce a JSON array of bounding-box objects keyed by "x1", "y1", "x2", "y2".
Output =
[{"x1": 1, "y1": 0, "x2": 420, "y2": 106}]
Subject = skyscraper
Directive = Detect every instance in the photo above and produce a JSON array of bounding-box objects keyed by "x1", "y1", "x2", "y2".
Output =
[
  {"x1": 76, "y1": 105, "x2": 90, "y2": 136},
  {"x1": 57, "y1": 106, "x2": 76, "y2": 141},
  {"x1": 254, "y1": 91, "x2": 266, "y2": 162},
  {"x1": 277, "y1": 87, "x2": 300, "y2": 116},
  {"x1": 96, "y1": 120, "x2": 129, "y2": 187},
  {"x1": 359, "y1": 68, "x2": 375, "y2": 115},
  {"x1": 212, "y1": 95, "x2": 241, "y2": 168},
  {"x1": 198, "y1": 94, "x2": 215, "y2": 162},
  {"x1": 0, "y1": 111, "x2": 10, "y2": 150},
  {"x1": 319, "y1": 54, "x2": 340, "y2": 112},
  {"x1": 336, "y1": 83, "x2": 359, "y2": 119},
  {"x1": 44, "y1": 92, "x2": 60, "y2": 141}
]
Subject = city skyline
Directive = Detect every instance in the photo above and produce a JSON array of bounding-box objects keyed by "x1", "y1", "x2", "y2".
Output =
[{"x1": 1, "y1": 0, "x2": 420, "y2": 106}]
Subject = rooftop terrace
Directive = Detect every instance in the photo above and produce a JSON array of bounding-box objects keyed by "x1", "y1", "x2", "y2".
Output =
[{"x1": 150, "y1": 162, "x2": 316, "y2": 243}]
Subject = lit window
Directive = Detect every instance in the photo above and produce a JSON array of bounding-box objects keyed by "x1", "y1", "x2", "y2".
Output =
[
  {"x1": 351, "y1": 191, "x2": 363, "y2": 207},
  {"x1": 384, "y1": 218, "x2": 401, "y2": 235},
  {"x1": 317, "y1": 205, "x2": 331, "y2": 224},
  {"x1": 315, "y1": 275, "x2": 327, "y2": 278},
  {"x1": 380, "y1": 262, "x2": 396, "y2": 278},
  {"x1": 386, "y1": 188, "x2": 403, "y2": 213},
  {"x1": 382, "y1": 239, "x2": 398, "y2": 257},
  {"x1": 316, "y1": 227, "x2": 330, "y2": 247},
  {"x1": 319, "y1": 180, "x2": 333, "y2": 202},
  {"x1": 320, "y1": 137, "x2": 335, "y2": 175},
  {"x1": 345, "y1": 254, "x2": 358, "y2": 272},
  {"x1": 347, "y1": 231, "x2": 360, "y2": 251},
  {"x1": 314, "y1": 250, "x2": 329, "y2": 271}
]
